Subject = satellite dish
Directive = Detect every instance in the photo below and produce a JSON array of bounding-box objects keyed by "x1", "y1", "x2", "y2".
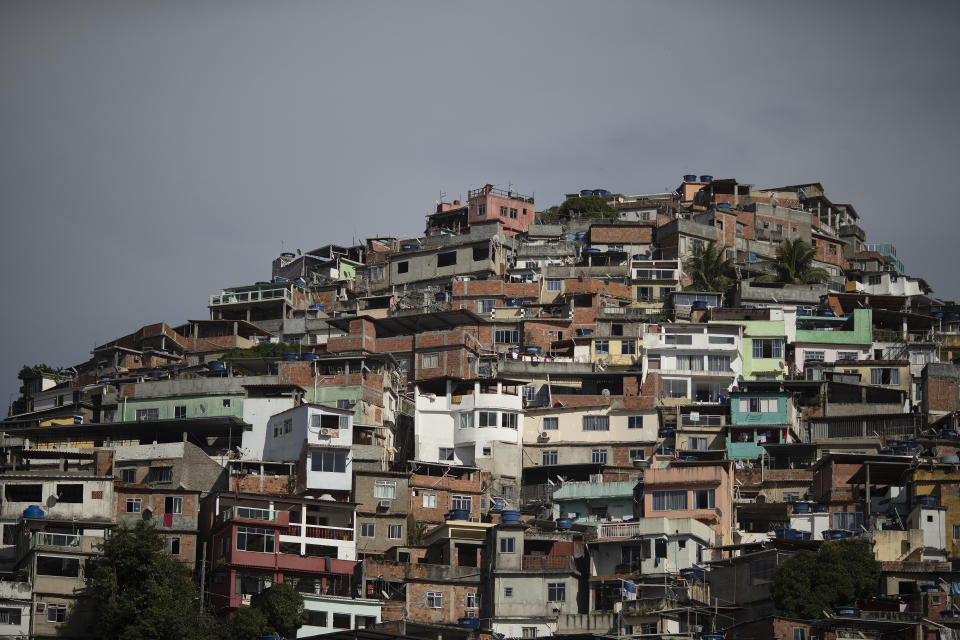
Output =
[{"x1": 601, "y1": 388, "x2": 611, "y2": 398}]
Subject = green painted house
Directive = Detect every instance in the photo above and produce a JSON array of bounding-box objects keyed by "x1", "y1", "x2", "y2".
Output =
[{"x1": 726, "y1": 391, "x2": 795, "y2": 460}]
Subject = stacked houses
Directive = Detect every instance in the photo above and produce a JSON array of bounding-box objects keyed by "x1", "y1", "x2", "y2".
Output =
[{"x1": 3, "y1": 176, "x2": 960, "y2": 639}]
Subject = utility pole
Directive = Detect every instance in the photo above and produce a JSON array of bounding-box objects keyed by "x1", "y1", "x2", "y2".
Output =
[{"x1": 199, "y1": 541, "x2": 207, "y2": 613}]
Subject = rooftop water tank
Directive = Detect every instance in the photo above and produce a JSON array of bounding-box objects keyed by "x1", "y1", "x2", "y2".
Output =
[
  {"x1": 940, "y1": 455, "x2": 960, "y2": 464},
  {"x1": 300, "y1": 353, "x2": 320, "y2": 361},
  {"x1": 880, "y1": 448, "x2": 897, "y2": 455},
  {"x1": 507, "y1": 298, "x2": 524, "y2": 307},
  {"x1": 658, "y1": 427, "x2": 675, "y2": 437},
  {"x1": 458, "y1": 617, "x2": 480, "y2": 631},
  {"x1": 492, "y1": 498, "x2": 505, "y2": 511},
  {"x1": 886, "y1": 439, "x2": 903, "y2": 448},
  {"x1": 692, "y1": 300, "x2": 709, "y2": 310},
  {"x1": 834, "y1": 606, "x2": 860, "y2": 618},
  {"x1": 309, "y1": 304, "x2": 325, "y2": 310},
  {"x1": 717, "y1": 203, "x2": 731, "y2": 210},
  {"x1": 683, "y1": 174, "x2": 697, "y2": 182},
  {"x1": 793, "y1": 502, "x2": 810, "y2": 514},
  {"x1": 593, "y1": 189, "x2": 610, "y2": 196},
  {"x1": 811, "y1": 503, "x2": 826, "y2": 513},
  {"x1": 942, "y1": 609, "x2": 960, "y2": 618},
  {"x1": 584, "y1": 247, "x2": 602, "y2": 253},
  {"x1": 281, "y1": 352, "x2": 299, "y2": 361},
  {"x1": 817, "y1": 308, "x2": 836, "y2": 317},
  {"x1": 556, "y1": 517, "x2": 573, "y2": 530},
  {"x1": 683, "y1": 456, "x2": 698, "y2": 462},
  {"x1": 947, "y1": 311, "x2": 960, "y2": 321},
  {"x1": 500, "y1": 510, "x2": 521, "y2": 524},
  {"x1": 448, "y1": 509, "x2": 469, "y2": 521},
  {"x1": 507, "y1": 347, "x2": 521, "y2": 356},
  {"x1": 435, "y1": 292, "x2": 446, "y2": 302},
  {"x1": 23, "y1": 505, "x2": 44, "y2": 519},
  {"x1": 401, "y1": 243, "x2": 417, "y2": 251},
  {"x1": 680, "y1": 567, "x2": 705, "y2": 582},
  {"x1": 657, "y1": 447, "x2": 676, "y2": 456},
  {"x1": 524, "y1": 346, "x2": 542, "y2": 355},
  {"x1": 825, "y1": 529, "x2": 853, "y2": 540},
  {"x1": 280, "y1": 252, "x2": 295, "y2": 259},
  {"x1": 940, "y1": 429, "x2": 958, "y2": 440},
  {"x1": 148, "y1": 371, "x2": 163, "y2": 379},
  {"x1": 933, "y1": 312, "x2": 944, "y2": 319},
  {"x1": 580, "y1": 189, "x2": 594, "y2": 197},
  {"x1": 699, "y1": 175, "x2": 713, "y2": 183},
  {"x1": 576, "y1": 231, "x2": 588, "y2": 240},
  {"x1": 632, "y1": 253, "x2": 649, "y2": 260},
  {"x1": 208, "y1": 361, "x2": 226, "y2": 372}
]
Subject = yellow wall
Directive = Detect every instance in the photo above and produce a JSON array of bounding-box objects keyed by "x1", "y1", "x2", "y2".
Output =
[{"x1": 911, "y1": 467, "x2": 960, "y2": 559}]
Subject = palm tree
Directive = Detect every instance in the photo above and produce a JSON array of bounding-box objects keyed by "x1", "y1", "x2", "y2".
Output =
[
  {"x1": 764, "y1": 239, "x2": 830, "y2": 284},
  {"x1": 683, "y1": 241, "x2": 735, "y2": 292}
]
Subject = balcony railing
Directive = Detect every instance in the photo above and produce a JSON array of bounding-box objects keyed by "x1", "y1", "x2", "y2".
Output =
[
  {"x1": 223, "y1": 506, "x2": 278, "y2": 522},
  {"x1": 522, "y1": 555, "x2": 575, "y2": 571},
  {"x1": 33, "y1": 532, "x2": 81, "y2": 548},
  {"x1": 282, "y1": 524, "x2": 354, "y2": 541},
  {"x1": 210, "y1": 287, "x2": 294, "y2": 307},
  {"x1": 597, "y1": 522, "x2": 646, "y2": 539}
]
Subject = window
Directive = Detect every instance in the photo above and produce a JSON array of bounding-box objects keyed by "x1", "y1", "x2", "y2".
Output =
[
  {"x1": 499, "y1": 537, "x2": 516, "y2": 553},
  {"x1": 546, "y1": 278, "x2": 562, "y2": 292},
  {"x1": 311, "y1": 450, "x2": 347, "y2": 473},
  {"x1": 675, "y1": 354, "x2": 703, "y2": 371},
  {"x1": 222, "y1": 399, "x2": 231, "y2": 408},
  {"x1": 591, "y1": 449, "x2": 608, "y2": 464},
  {"x1": 583, "y1": 415, "x2": 609, "y2": 431},
  {"x1": 457, "y1": 412, "x2": 474, "y2": 429},
  {"x1": 164, "y1": 537, "x2": 181, "y2": 555},
  {"x1": 422, "y1": 493, "x2": 437, "y2": 508},
  {"x1": 752, "y1": 339, "x2": 784, "y2": 359},
  {"x1": 627, "y1": 415, "x2": 645, "y2": 430},
  {"x1": 663, "y1": 379, "x2": 688, "y2": 399},
  {"x1": 653, "y1": 490, "x2": 687, "y2": 511},
  {"x1": 372, "y1": 481, "x2": 397, "y2": 499},
  {"x1": 664, "y1": 334, "x2": 693, "y2": 345},
  {"x1": 833, "y1": 511, "x2": 864, "y2": 531},
  {"x1": 125, "y1": 498, "x2": 142, "y2": 513},
  {"x1": 709, "y1": 335, "x2": 735, "y2": 345},
  {"x1": 504, "y1": 587, "x2": 513, "y2": 597},
  {"x1": 510, "y1": 208, "x2": 518, "y2": 219},
  {"x1": 629, "y1": 448, "x2": 645, "y2": 461},
  {"x1": 502, "y1": 413, "x2": 518, "y2": 429},
  {"x1": 467, "y1": 592, "x2": 480, "y2": 609},
  {"x1": 594, "y1": 340, "x2": 609, "y2": 355},
  {"x1": 136, "y1": 408, "x2": 159, "y2": 422},
  {"x1": 477, "y1": 298, "x2": 496, "y2": 314},
  {"x1": 283, "y1": 418, "x2": 292, "y2": 434},
  {"x1": 481, "y1": 446, "x2": 491, "y2": 456},
  {"x1": 805, "y1": 350, "x2": 825, "y2": 362},
  {"x1": 547, "y1": 583, "x2": 566, "y2": 602},
  {"x1": 451, "y1": 495, "x2": 471, "y2": 511},
  {"x1": 36, "y1": 556, "x2": 80, "y2": 577},
  {"x1": 0, "y1": 608, "x2": 21, "y2": 624},
  {"x1": 621, "y1": 340, "x2": 636, "y2": 355},
  {"x1": 479, "y1": 411, "x2": 499, "y2": 427},
  {"x1": 707, "y1": 355, "x2": 730, "y2": 371},
  {"x1": 871, "y1": 368, "x2": 900, "y2": 385},
  {"x1": 472, "y1": 245, "x2": 489, "y2": 261},
  {"x1": 150, "y1": 467, "x2": 173, "y2": 483},
  {"x1": 543, "y1": 417, "x2": 559, "y2": 430},
  {"x1": 495, "y1": 330, "x2": 520, "y2": 344},
  {"x1": 438, "y1": 447, "x2": 455, "y2": 461},
  {"x1": 236, "y1": 527, "x2": 276, "y2": 553},
  {"x1": 838, "y1": 351, "x2": 858, "y2": 361},
  {"x1": 953, "y1": 524, "x2": 960, "y2": 540},
  {"x1": 120, "y1": 468, "x2": 137, "y2": 483},
  {"x1": 688, "y1": 437, "x2": 708, "y2": 451},
  {"x1": 46, "y1": 603, "x2": 67, "y2": 623},
  {"x1": 55, "y1": 484, "x2": 83, "y2": 503},
  {"x1": 360, "y1": 523, "x2": 375, "y2": 538},
  {"x1": 500, "y1": 205, "x2": 508, "y2": 217},
  {"x1": 739, "y1": 397, "x2": 778, "y2": 413},
  {"x1": 427, "y1": 592, "x2": 443, "y2": 609},
  {"x1": 542, "y1": 450, "x2": 558, "y2": 466},
  {"x1": 422, "y1": 352, "x2": 440, "y2": 369},
  {"x1": 164, "y1": 496, "x2": 182, "y2": 515},
  {"x1": 636, "y1": 287, "x2": 654, "y2": 301},
  {"x1": 522, "y1": 628, "x2": 537, "y2": 639},
  {"x1": 397, "y1": 261, "x2": 409, "y2": 274},
  {"x1": 693, "y1": 489, "x2": 715, "y2": 509},
  {"x1": 437, "y1": 252, "x2": 457, "y2": 268},
  {"x1": 174, "y1": 405, "x2": 186, "y2": 419},
  {"x1": 388, "y1": 525, "x2": 402, "y2": 539}
]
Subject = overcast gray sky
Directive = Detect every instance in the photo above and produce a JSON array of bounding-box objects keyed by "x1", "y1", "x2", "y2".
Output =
[{"x1": 2, "y1": 1, "x2": 958, "y2": 406}]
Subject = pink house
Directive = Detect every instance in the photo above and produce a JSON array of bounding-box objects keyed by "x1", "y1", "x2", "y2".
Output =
[
  {"x1": 638, "y1": 460, "x2": 734, "y2": 546},
  {"x1": 467, "y1": 183, "x2": 536, "y2": 235}
]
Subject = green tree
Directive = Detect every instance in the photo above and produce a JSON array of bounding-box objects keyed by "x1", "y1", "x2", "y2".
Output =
[
  {"x1": 252, "y1": 583, "x2": 307, "y2": 638},
  {"x1": 683, "y1": 241, "x2": 735, "y2": 292},
  {"x1": 540, "y1": 195, "x2": 617, "y2": 222},
  {"x1": 771, "y1": 539, "x2": 880, "y2": 619},
  {"x1": 221, "y1": 606, "x2": 270, "y2": 640},
  {"x1": 762, "y1": 238, "x2": 830, "y2": 284},
  {"x1": 90, "y1": 521, "x2": 218, "y2": 640}
]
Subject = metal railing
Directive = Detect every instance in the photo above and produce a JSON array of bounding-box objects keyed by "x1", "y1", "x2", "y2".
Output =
[
  {"x1": 223, "y1": 506, "x2": 278, "y2": 522},
  {"x1": 33, "y1": 532, "x2": 80, "y2": 548},
  {"x1": 210, "y1": 287, "x2": 294, "y2": 306},
  {"x1": 283, "y1": 524, "x2": 354, "y2": 541}
]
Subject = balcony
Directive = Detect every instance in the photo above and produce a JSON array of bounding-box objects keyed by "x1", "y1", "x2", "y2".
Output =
[
  {"x1": 282, "y1": 524, "x2": 354, "y2": 542},
  {"x1": 33, "y1": 532, "x2": 80, "y2": 548},
  {"x1": 597, "y1": 306, "x2": 654, "y2": 320},
  {"x1": 210, "y1": 287, "x2": 294, "y2": 307},
  {"x1": 522, "y1": 555, "x2": 576, "y2": 571},
  {"x1": 222, "y1": 506, "x2": 280, "y2": 523}
]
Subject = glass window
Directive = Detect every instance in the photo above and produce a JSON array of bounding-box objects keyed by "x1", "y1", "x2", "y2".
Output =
[
  {"x1": 502, "y1": 413, "x2": 519, "y2": 429},
  {"x1": 522, "y1": 628, "x2": 537, "y2": 639},
  {"x1": 621, "y1": 340, "x2": 636, "y2": 355},
  {"x1": 422, "y1": 493, "x2": 437, "y2": 508},
  {"x1": 542, "y1": 450, "x2": 558, "y2": 466},
  {"x1": 360, "y1": 523, "x2": 375, "y2": 537},
  {"x1": 174, "y1": 405, "x2": 186, "y2": 419},
  {"x1": 636, "y1": 287, "x2": 654, "y2": 301},
  {"x1": 833, "y1": 511, "x2": 864, "y2": 531},
  {"x1": 0, "y1": 608, "x2": 21, "y2": 625},
  {"x1": 427, "y1": 592, "x2": 443, "y2": 608},
  {"x1": 164, "y1": 537, "x2": 181, "y2": 555},
  {"x1": 546, "y1": 279, "x2": 562, "y2": 292},
  {"x1": 591, "y1": 449, "x2": 608, "y2": 464},
  {"x1": 752, "y1": 339, "x2": 783, "y2": 359},
  {"x1": 477, "y1": 299, "x2": 496, "y2": 314},
  {"x1": 388, "y1": 525, "x2": 402, "y2": 539},
  {"x1": 693, "y1": 489, "x2": 715, "y2": 509},
  {"x1": 583, "y1": 415, "x2": 609, "y2": 431},
  {"x1": 467, "y1": 593, "x2": 480, "y2": 609},
  {"x1": 499, "y1": 537, "x2": 516, "y2": 553},
  {"x1": 495, "y1": 330, "x2": 520, "y2": 344},
  {"x1": 311, "y1": 450, "x2": 347, "y2": 472},
  {"x1": 36, "y1": 556, "x2": 80, "y2": 577},
  {"x1": 628, "y1": 415, "x2": 644, "y2": 429},
  {"x1": 135, "y1": 408, "x2": 159, "y2": 422},
  {"x1": 46, "y1": 603, "x2": 67, "y2": 623},
  {"x1": 707, "y1": 355, "x2": 730, "y2": 371},
  {"x1": 165, "y1": 496, "x2": 183, "y2": 514},
  {"x1": 547, "y1": 583, "x2": 566, "y2": 602},
  {"x1": 871, "y1": 368, "x2": 900, "y2": 385},
  {"x1": 543, "y1": 417, "x2": 558, "y2": 430},
  {"x1": 422, "y1": 353, "x2": 440, "y2": 369},
  {"x1": 663, "y1": 379, "x2": 688, "y2": 399},
  {"x1": 595, "y1": 340, "x2": 609, "y2": 355},
  {"x1": 237, "y1": 527, "x2": 275, "y2": 553},
  {"x1": 438, "y1": 447, "x2": 455, "y2": 461},
  {"x1": 479, "y1": 412, "x2": 498, "y2": 427},
  {"x1": 652, "y1": 490, "x2": 687, "y2": 511},
  {"x1": 629, "y1": 448, "x2": 645, "y2": 461},
  {"x1": 373, "y1": 481, "x2": 396, "y2": 499},
  {"x1": 150, "y1": 467, "x2": 173, "y2": 483},
  {"x1": 125, "y1": 498, "x2": 141, "y2": 513},
  {"x1": 119, "y1": 468, "x2": 137, "y2": 483},
  {"x1": 505, "y1": 587, "x2": 513, "y2": 597},
  {"x1": 451, "y1": 495, "x2": 471, "y2": 511},
  {"x1": 837, "y1": 351, "x2": 858, "y2": 361},
  {"x1": 688, "y1": 437, "x2": 708, "y2": 451},
  {"x1": 458, "y1": 412, "x2": 474, "y2": 428}
]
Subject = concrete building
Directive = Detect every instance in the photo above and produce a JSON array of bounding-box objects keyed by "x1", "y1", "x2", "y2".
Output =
[
  {"x1": 467, "y1": 184, "x2": 536, "y2": 236},
  {"x1": 642, "y1": 323, "x2": 743, "y2": 404}
]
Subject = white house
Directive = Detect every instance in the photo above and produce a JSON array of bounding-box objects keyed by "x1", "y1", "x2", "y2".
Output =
[
  {"x1": 642, "y1": 323, "x2": 743, "y2": 404},
  {"x1": 263, "y1": 404, "x2": 355, "y2": 494}
]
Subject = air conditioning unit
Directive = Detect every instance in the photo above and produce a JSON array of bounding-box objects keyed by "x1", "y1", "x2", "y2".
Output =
[
  {"x1": 319, "y1": 428, "x2": 332, "y2": 437},
  {"x1": 377, "y1": 500, "x2": 390, "y2": 510},
  {"x1": 537, "y1": 432, "x2": 550, "y2": 442}
]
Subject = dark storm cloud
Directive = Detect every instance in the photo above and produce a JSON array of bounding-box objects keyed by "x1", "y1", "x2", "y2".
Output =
[{"x1": 2, "y1": 1, "x2": 958, "y2": 403}]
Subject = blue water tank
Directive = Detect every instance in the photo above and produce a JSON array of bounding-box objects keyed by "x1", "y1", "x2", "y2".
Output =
[
  {"x1": 941, "y1": 455, "x2": 960, "y2": 464},
  {"x1": 632, "y1": 253, "x2": 649, "y2": 260},
  {"x1": 584, "y1": 247, "x2": 601, "y2": 254},
  {"x1": 947, "y1": 312, "x2": 960, "y2": 321},
  {"x1": 880, "y1": 448, "x2": 897, "y2": 455},
  {"x1": 309, "y1": 304, "x2": 325, "y2": 311},
  {"x1": 658, "y1": 427, "x2": 675, "y2": 437},
  {"x1": 575, "y1": 328, "x2": 594, "y2": 336},
  {"x1": 917, "y1": 494, "x2": 938, "y2": 506},
  {"x1": 940, "y1": 429, "x2": 958, "y2": 440},
  {"x1": 793, "y1": 502, "x2": 810, "y2": 514},
  {"x1": 576, "y1": 231, "x2": 588, "y2": 240},
  {"x1": 507, "y1": 347, "x2": 520, "y2": 355},
  {"x1": 492, "y1": 498, "x2": 505, "y2": 511},
  {"x1": 825, "y1": 529, "x2": 853, "y2": 540},
  {"x1": 500, "y1": 510, "x2": 521, "y2": 524},
  {"x1": 208, "y1": 361, "x2": 226, "y2": 372},
  {"x1": 401, "y1": 243, "x2": 417, "y2": 251},
  {"x1": 300, "y1": 353, "x2": 320, "y2": 361},
  {"x1": 458, "y1": 617, "x2": 480, "y2": 631},
  {"x1": 448, "y1": 509, "x2": 470, "y2": 521},
  {"x1": 593, "y1": 189, "x2": 610, "y2": 196},
  {"x1": 280, "y1": 252, "x2": 295, "y2": 259},
  {"x1": 683, "y1": 456, "x2": 698, "y2": 462},
  {"x1": 680, "y1": 567, "x2": 705, "y2": 582},
  {"x1": 920, "y1": 584, "x2": 940, "y2": 593},
  {"x1": 817, "y1": 308, "x2": 835, "y2": 317},
  {"x1": 692, "y1": 300, "x2": 709, "y2": 310},
  {"x1": 886, "y1": 439, "x2": 902, "y2": 448},
  {"x1": 281, "y1": 352, "x2": 299, "y2": 361},
  {"x1": 933, "y1": 312, "x2": 944, "y2": 319},
  {"x1": 834, "y1": 606, "x2": 860, "y2": 618},
  {"x1": 148, "y1": 371, "x2": 163, "y2": 379},
  {"x1": 435, "y1": 292, "x2": 446, "y2": 302},
  {"x1": 942, "y1": 609, "x2": 960, "y2": 618},
  {"x1": 23, "y1": 505, "x2": 44, "y2": 519},
  {"x1": 717, "y1": 203, "x2": 731, "y2": 210},
  {"x1": 812, "y1": 504, "x2": 826, "y2": 513},
  {"x1": 702, "y1": 635, "x2": 724, "y2": 640},
  {"x1": 556, "y1": 517, "x2": 573, "y2": 530},
  {"x1": 699, "y1": 175, "x2": 713, "y2": 183},
  {"x1": 580, "y1": 189, "x2": 593, "y2": 197},
  {"x1": 683, "y1": 174, "x2": 697, "y2": 182},
  {"x1": 657, "y1": 447, "x2": 676, "y2": 456},
  {"x1": 524, "y1": 346, "x2": 542, "y2": 355},
  {"x1": 507, "y1": 298, "x2": 524, "y2": 307}
]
